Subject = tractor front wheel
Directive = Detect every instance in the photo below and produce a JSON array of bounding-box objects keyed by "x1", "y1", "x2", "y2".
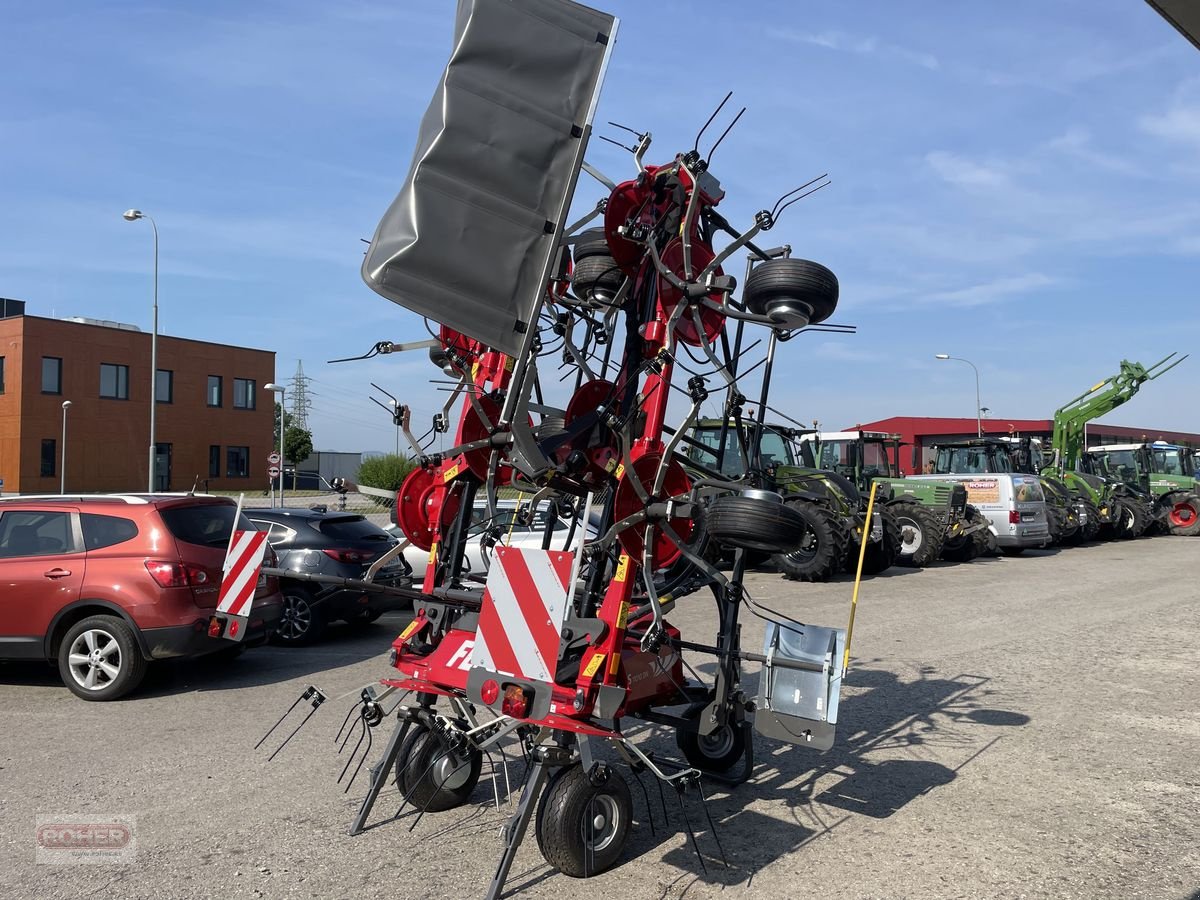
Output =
[
  {"x1": 891, "y1": 502, "x2": 943, "y2": 568},
  {"x1": 772, "y1": 502, "x2": 847, "y2": 582}
]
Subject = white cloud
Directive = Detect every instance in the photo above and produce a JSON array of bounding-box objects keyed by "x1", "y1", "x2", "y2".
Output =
[
  {"x1": 925, "y1": 273, "x2": 1061, "y2": 307},
  {"x1": 925, "y1": 151, "x2": 1012, "y2": 190},
  {"x1": 770, "y1": 28, "x2": 939, "y2": 70},
  {"x1": 1044, "y1": 128, "x2": 1144, "y2": 177}
]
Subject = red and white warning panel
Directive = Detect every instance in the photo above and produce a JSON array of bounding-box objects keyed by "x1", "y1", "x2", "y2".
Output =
[
  {"x1": 217, "y1": 529, "x2": 269, "y2": 619},
  {"x1": 470, "y1": 547, "x2": 574, "y2": 684}
]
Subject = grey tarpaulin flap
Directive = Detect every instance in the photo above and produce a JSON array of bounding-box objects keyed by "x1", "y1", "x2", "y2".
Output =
[{"x1": 361, "y1": 0, "x2": 617, "y2": 357}]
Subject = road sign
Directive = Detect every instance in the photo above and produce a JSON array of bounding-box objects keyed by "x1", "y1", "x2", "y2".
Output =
[
  {"x1": 268, "y1": 465, "x2": 281, "y2": 478},
  {"x1": 267, "y1": 451, "x2": 282, "y2": 466}
]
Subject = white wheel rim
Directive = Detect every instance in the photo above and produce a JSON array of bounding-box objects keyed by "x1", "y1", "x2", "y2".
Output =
[
  {"x1": 897, "y1": 517, "x2": 923, "y2": 554},
  {"x1": 67, "y1": 629, "x2": 122, "y2": 691}
]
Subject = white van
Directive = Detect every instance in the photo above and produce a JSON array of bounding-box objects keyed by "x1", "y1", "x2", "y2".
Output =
[{"x1": 906, "y1": 473, "x2": 1050, "y2": 555}]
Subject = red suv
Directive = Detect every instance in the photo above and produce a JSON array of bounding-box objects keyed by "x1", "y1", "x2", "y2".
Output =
[{"x1": 0, "y1": 494, "x2": 283, "y2": 701}]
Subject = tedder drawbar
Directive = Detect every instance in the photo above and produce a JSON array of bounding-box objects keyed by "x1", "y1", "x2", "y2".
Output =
[{"x1": 258, "y1": 1, "x2": 871, "y2": 895}]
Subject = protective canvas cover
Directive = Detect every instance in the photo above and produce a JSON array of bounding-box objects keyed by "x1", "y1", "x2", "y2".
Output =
[{"x1": 362, "y1": 0, "x2": 616, "y2": 356}]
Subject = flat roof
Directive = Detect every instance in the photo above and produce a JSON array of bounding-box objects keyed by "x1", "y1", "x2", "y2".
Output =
[{"x1": 9, "y1": 313, "x2": 274, "y2": 356}]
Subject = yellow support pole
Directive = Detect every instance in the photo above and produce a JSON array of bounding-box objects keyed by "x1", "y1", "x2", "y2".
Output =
[{"x1": 843, "y1": 481, "x2": 879, "y2": 673}]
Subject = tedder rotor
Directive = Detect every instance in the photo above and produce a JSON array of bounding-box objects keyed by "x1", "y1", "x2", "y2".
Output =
[{"x1": 266, "y1": 1, "x2": 870, "y2": 895}]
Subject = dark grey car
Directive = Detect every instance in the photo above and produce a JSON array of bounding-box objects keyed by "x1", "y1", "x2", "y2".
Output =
[{"x1": 246, "y1": 508, "x2": 411, "y2": 645}]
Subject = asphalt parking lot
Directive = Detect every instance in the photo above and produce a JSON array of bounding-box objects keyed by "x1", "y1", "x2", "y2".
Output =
[{"x1": 1, "y1": 538, "x2": 1198, "y2": 900}]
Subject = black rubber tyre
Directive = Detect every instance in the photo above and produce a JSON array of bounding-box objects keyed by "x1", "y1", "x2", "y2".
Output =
[
  {"x1": 858, "y1": 506, "x2": 901, "y2": 575},
  {"x1": 941, "y1": 505, "x2": 986, "y2": 562},
  {"x1": 273, "y1": 586, "x2": 327, "y2": 645},
  {"x1": 572, "y1": 230, "x2": 623, "y2": 301},
  {"x1": 396, "y1": 726, "x2": 482, "y2": 813},
  {"x1": 57, "y1": 615, "x2": 147, "y2": 702},
  {"x1": 1000, "y1": 547, "x2": 1025, "y2": 557},
  {"x1": 1116, "y1": 496, "x2": 1150, "y2": 539},
  {"x1": 536, "y1": 764, "x2": 632, "y2": 878},
  {"x1": 744, "y1": 258, "x2": 839, "y2": 327},
  {"x1": 1098, "y1": 497, "x2": 1126, "y2": 541},
  {"x1": 772, "y1": 502, "x2": 846, "y2": 582},
  {"x1": 891, "y1": 501, "x2": 943, "y2": 568},
  {"x1": 1165, "y1": 492, "x2": 1200, "y2": 536},
  {"x1": 676, "y1": 722, "x2": 748, "y2": 773},
  {"x1": 1075, "y1": 497, "x2": 1102, "y2": 542},
  {"x1": 708, "y1": 495, "x2": 807, "y2": 554},
  {"x1": 347, "y1": 609, "x2": 384, "y2": 628}
]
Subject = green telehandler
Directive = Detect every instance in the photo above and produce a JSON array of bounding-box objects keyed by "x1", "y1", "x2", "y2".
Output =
[{"x1": 1041, "y1": 354, "x2": 1187, "y2": 540}]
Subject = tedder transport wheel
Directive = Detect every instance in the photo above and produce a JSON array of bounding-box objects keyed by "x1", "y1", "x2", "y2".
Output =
[
  {"x1": 571, "y1": 229, "x2": 624, "y2": 304},
  {"x1": 707, "y1": 494, "x2": 807, "y2": 554},
  {"x1": 536, "y1": 764, "x2": 632, "y2": 878},
  {"x1": 396, "y1": 725, "x2": 482, "y2": 813},
  {"x1": 743, "y1": 258, "x2": 839, "y2": 329},
  {"x1": 859, "y1": 506, "x2": 901, "y2": 575},
  {"x1": 676, "y1": 721, "x2": 748, "y2": 773},
  {"x1": 1166, "y1": 493, "x2": 1200, "y2": 536},
  {"x1": 772, "y1": 502, "x2": 847, "y2": 582},
  {"x1": 891, "y1": 501, "x2": 943, "y2": 568}
]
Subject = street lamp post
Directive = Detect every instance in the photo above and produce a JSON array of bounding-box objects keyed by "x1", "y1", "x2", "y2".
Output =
[
  {"x1": 60, "y1": 400, "x2": 72, "y2": 493},
  {"x1": 123, "y1": 209, "x2": 158, "y2": 492},
  {"x1": 935, "y1": 354, "x2": 983, "y2": 438},
  {"x1": 265, "y1": 383, "x2": 286, "y2": 507}
]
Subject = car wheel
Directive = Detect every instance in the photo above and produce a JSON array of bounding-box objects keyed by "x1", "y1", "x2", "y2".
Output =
[
  {"x1": 274, "y1": 587, "x2": 326, "y2": 645},
  {"x1": 57, "y1": 615, "x2": 147, "y2": 701},
  {"x1": 347, "y1": 609, "x2": 384, "y2": 628}
]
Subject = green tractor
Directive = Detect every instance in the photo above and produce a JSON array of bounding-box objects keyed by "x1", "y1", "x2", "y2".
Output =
[
  {"x1": 1042, "y1": 354, "x2": 1187, "y2": 540},
  {"x1": 796, "y1": 430, "x2": 989, "y2": 567},
  {"x1": 1085, "y1": 442, "x2": 1200, "y2": 536},
  {"x1": 684, "y1": 419, "x2": 901, "y2": 582},
  {"x1": 927, "y1": 436, "x2": 1093, "y2": 546}
]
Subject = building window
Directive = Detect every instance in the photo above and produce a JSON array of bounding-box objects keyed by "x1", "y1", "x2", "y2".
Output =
[
  {"x1": 41, "y1": 438, "x2": 56, "y2": 477},
  {"x1": 209, "y1": 445, "x2": 221, "y2": 478},
  {"x1": 42, "y1": 357, "x2": 62, "y2": 395},
  {"x1": 207, "y1": 375, "x2": 222, "y2": 407},
  {"x1": 233, "y1": 378, "x2": 256, "y2": 410},
  {"x1": 226, "y1": 446, "x2": 250, "y2": 478},
  {"x1": 99, "y1": 363, "x2": 130, "y2": 400},
  {"x1": 0, "y1": 355, "x2": 5, "y2": 393},
  {"x1": 156, "y1": 369, "x2": 173, "y2": 404}
]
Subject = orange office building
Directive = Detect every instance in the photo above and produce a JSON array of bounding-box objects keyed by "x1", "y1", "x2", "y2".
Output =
[{"x1": 0, "y1": 300, "x2": 275, "y2": 494}]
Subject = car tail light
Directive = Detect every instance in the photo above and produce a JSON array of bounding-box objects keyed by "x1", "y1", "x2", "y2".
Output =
[
  {"x1": 1008, "y1": 510, "x2": 1021, "y2": 524},
  {"x1": 501, "y1": 685, "x2": 530, "y2": 718},
  {"x1": 145, "y1": 559, "x2": 209, "y2": 588},
  {"x1": 323, "y1": 548, "x2": 370, "y2": 564}
]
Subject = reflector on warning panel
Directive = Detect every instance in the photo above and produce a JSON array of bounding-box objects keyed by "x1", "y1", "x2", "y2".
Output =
[{"x1": 361, "y1": 0, "x2": 618, "y2": 356}]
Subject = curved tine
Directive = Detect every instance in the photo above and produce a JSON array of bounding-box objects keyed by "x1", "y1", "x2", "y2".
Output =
[
  {"x1": 338, "y1": 721, "x2": 368, "y2": 783},
  {"x1": 690, "y1": 307, "x2": 736, "y2": 387},
  {"x1": 343, "y1": 726, "x2": 375, "y2": 793},
  {"x1": 706, "y1": 106, "x2": 745, "y2": 163},
  {"x1": 481, "y1": 748, "x2": 502, "y2": 811},
  {"x1": 772, "y1": 179, "x2": 832, "y2": 224},
  {"x1": 693, "y1": 91, "x2": 732, "y2": 154},
  {"x1": 697, "y1": 778, "x2": 728, "y2": 868},
  {"x1": 629, "y1": 765, "x2": 656, "y2": 836},
  {"x1": 409, "y1": 754, "x2": 475, "y2": 834},
  {"x1": 769, "y1": 174, "x2": 830, "y2": 219},
  {"x1": 658, "y1": 514, "x2": 728, "y2": 590},
  {"x1": 676, "y1": 787, "x2": 709, "y2": 876},
  {"x1": 335, "y1": 702, "x2": 360, "y2": 747}
]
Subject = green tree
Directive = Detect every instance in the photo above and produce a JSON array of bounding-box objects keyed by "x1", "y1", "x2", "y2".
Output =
[
  {"x1": 273, "y1": 402, "x2": 295, "y2": 446},
  {"x1": 356, "y1": 453, "x2": 419, "y2": 492},
  {"x1": 283, "y1": 426, "x2": 314, "y2": 491}
]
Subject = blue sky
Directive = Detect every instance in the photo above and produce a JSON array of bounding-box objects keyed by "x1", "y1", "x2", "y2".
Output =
[{"x1": 2, "y1": 0, "x2": 1197, "y2": 453}]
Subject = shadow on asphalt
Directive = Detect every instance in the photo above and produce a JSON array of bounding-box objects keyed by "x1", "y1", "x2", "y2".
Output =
[{"x1": 645, "y1": 666, "x2": 1029, "y2": 891}]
